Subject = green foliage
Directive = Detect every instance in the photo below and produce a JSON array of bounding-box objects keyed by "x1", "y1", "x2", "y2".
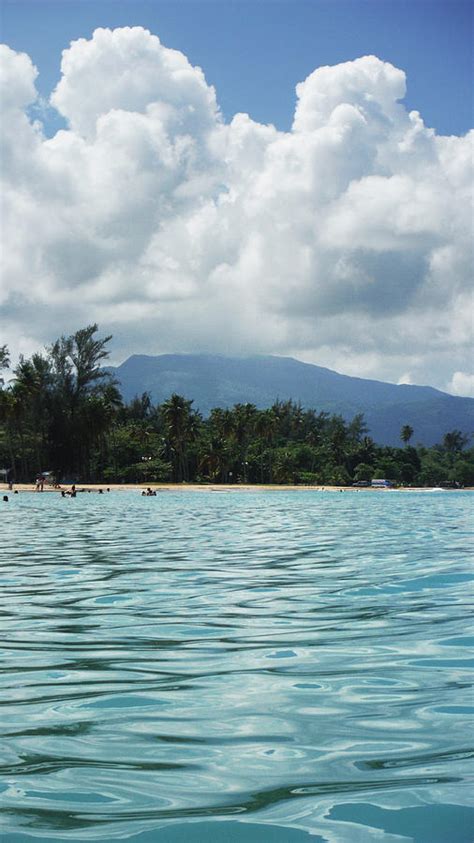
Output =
[
  {"x1": 443, "y1": 430, "x2": 469, "y2": 457},
  {"x1": 328, "y1": 465, "x2": 352, "y2": 486},
  {"x1": 449, "y1": 450, "x2": 474, "y2": 485},
  {"x1": 295, "y1": 471, "x2": 320, "y2": 485},
  {"x1": 354, "y1": 462, "x2": 373, "y2": 482},
  {"x1": 373, "y1": 457, "x2": 401, "y2": 482},
  {"x1": 1, "y1": 327, "x2": 473, "y2": 487},
  {"x1": 400, "y1": 424, "x2": 414, "y2": 445},
  {"x1": 161, "y1": 393, "x2": 201, "y2": 481},
  {"x1": 417, "y1": 453, "x2": 447, "y2": 487},
  {"x1": 0, "y1": 326, "x2": 118, "y2": 480},
  {"x1": 0, "y1": 345, "x2": 9, "y2": 387}
]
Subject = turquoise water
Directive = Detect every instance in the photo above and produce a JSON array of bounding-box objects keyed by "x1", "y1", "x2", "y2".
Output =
[{"x1": 1, "y1": 489, "x2": 473, "y2": 843}]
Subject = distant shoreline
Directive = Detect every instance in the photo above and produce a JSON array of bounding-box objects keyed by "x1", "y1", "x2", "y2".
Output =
[{"x1": 2, "y1": 483, "x2": 473, "y2": 494}]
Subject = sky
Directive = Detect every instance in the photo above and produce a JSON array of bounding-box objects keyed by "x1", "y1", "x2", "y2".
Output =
[{"x1": 0, "y1": 0, "x2": 473, "y2": 395}]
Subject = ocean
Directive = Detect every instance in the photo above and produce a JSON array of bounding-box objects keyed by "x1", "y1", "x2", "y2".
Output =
[{"x1": 1, "y1": 489, "x2": 473, "y2": 842}]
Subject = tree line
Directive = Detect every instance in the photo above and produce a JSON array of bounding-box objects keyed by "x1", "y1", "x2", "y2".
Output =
[{"x1": 0, "y1": 327, "x2": 472, "y2": 486}]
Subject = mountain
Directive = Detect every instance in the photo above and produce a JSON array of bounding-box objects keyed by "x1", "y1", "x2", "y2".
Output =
[{"x1": 107, "y1": 354, "x2": 474, "y2": 446}]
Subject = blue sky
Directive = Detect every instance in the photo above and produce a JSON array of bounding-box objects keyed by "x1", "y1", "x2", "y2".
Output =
[
  {"x1": 2, "y1": 0, "x2": 472, "y2": 137},
  {"x1": 0, "y1": 0, "x2": 473, "y2": 394}
]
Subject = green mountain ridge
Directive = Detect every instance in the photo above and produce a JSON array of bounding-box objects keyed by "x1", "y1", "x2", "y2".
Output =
[{"x1": 107, "y1": 353, "x2": 473, "y2": 446}]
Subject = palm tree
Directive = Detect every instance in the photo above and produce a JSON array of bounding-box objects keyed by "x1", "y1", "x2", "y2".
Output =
[
  {"x1": 0, "y1": 345, "x2": 9, "y2": 387},
  {"x1": 443, "y1": 430, "x2": 468, "y2": 453},
  {"x1": 0, "y1": 389, "x2": 20, "y2": 479},
  {"x1": 233, "y1": 403, "x2": 257, "y2": 481},
  {"x1": 48, "y1": 325, "x2": 115, "y2": 477},
  {"x1": 273, "y1": 447, "x2": 298, "y2": 484},
  {"x1": 198, "y1": 437, "x2": 224, "y2": 482},
  {"x1": 348, "y1": 413, "x2": 368, "y2": 445},
  {"x1": 13, "y1": 353, "x2": 52, "y2": 473},
  {"x1": 255, "y1": 409, "x2": 277, "y2": 482},
  {"x1": 81, "y1": 384, "x2": 123, "y2": 479},
  {"x1": 207, "y1": 409, "x2": 236, "y2": 482},
  {"x1": 290, "y1": 402, "x2": 305, "y2": 441},
  {"x1": 161, "y1": 394, "x2": 199, "y2": 481},
  {"x1": 126, "y1": 392, "x2": 152, "y2": 421},
  {"x1": 443, "y1": 430, "x2": 469, "y2": 467},
  {"x1": 400, "y1": 425, "x2": 414, "y2": 446},
  {"x1": 328, "y1": 415, "x2": 348, "y2": 466}
]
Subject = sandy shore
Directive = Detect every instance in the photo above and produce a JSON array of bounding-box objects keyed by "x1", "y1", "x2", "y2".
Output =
[
  {"x1": 2, "y1": 482, "x2": 471, "y2": 494},
  {"x1": 2, "y1": 482, "x2": 362, "y2": 493}
]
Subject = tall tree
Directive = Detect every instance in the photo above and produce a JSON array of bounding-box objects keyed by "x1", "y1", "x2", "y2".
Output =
[
  {"x1": 206, "y1": 408, "x2": 236, "y2": 482},
  {"x1": 401, "y1": 424, "x2": 414, "y2": 446},
  {"x1": 47, "y1": 324, "x2": 115, "y2": 477},
  {"x1": 0, "y1": 389, "x2": 20, "y2": 478},
  {"x1": 70, "y1": 325, "x2": 113, "y2": 398},
  {"x1": 347, "y1": 413, "x2": 368, "y2": 445},
  {"x1": 13, "y1": 354, "x2": 52, "y2": 472},
  {"x1": 0, "y1": 345, "x2": 9, "y2": 389},
  {"x1": 255, "y1": 409, "x2": 277, "y2": 482},
  {"x1": 161, "y1": 394, "x2": 199, "y2": 481},
  {"x1": 442, "y1": 430, "x2": 469, "y2": 467},
  {"x1": 233, "y1": 403, "x2": 258, "y2": 481},
  {"x1": 443, "y1": 430, "x2": 468, "y2": 453}
]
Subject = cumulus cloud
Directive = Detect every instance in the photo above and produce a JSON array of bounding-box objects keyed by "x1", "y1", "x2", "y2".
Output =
[
  {"x1": 448, "y1": 371, "x2": 474, "y2": 398},
  {"x1": 0, "y1": 27, "x2": 472, "y2": 392}
]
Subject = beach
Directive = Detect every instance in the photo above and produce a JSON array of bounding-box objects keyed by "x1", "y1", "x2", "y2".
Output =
[{"x1": 3, "y1": 482, "x2": 471, "y2": 494}]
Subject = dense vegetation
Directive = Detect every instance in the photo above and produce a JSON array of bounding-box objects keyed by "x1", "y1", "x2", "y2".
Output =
[{"x1": 1, "y1": 327, "x2": 473, "y2": 486}]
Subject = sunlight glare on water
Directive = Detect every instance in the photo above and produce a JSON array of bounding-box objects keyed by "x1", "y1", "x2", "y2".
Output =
[{"x1": 1, "y1": 490, "x2": 473, "y2": 842}]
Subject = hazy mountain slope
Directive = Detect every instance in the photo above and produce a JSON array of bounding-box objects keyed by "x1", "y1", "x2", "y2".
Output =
[{"x1": 107, "y1": 354, "x2": 473, "y2": 446}]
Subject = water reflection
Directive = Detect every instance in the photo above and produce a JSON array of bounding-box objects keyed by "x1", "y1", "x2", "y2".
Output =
[{"x1": 1, "y1": 490, "x2": 473, "y2": 841}]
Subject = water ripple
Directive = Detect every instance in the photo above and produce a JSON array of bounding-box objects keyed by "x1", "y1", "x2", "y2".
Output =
[{"x1": 1, "y1": 490, "x2": 473, "y2": 841}]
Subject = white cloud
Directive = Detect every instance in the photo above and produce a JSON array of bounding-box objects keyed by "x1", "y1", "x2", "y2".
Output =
[
  {"x1": 0, "y1": 43, "x2": 37, "y2": 109},
  {"x1": 448, "y1": 371, "x2": 474, "y2": 398},
  {"x1": 51, "y1": 26, "x2": 219, "y2": 138},
  {"x1": 0, "y1": 28, "x2": 472, "y2": 390}
]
